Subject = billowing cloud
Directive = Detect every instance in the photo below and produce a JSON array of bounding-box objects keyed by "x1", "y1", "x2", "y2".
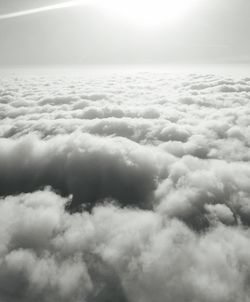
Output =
[
  {"x1": 1, "y1": 189, "x2": 250, "y2": 302},
  {"x1": 0, "y1": 133, "x2": 173, "y2": 210},
  {"x1": 0, "y1": 70, "x2": 250, "y2": 301}
]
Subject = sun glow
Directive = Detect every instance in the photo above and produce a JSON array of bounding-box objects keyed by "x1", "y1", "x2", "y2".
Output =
[
  {"x1": 96, "y1": 0, "x2": 199, "y2": 28},
  {"x1": 0, "y1": 0, "x2": 199, "y2": 29}
]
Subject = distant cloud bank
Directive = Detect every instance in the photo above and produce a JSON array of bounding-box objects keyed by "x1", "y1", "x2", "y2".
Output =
[{"x1": 0, "y1": 70, "x2": 250, "y2": 302}]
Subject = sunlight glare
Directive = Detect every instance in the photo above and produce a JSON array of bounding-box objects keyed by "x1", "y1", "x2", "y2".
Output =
[{"x1": 96, "y1": 0, "x2": 199, "y2": 28}]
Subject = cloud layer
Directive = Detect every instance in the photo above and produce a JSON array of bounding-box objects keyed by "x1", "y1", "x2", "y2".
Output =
[{"x1": 0, "y1": 69, "x2": 250, "y2": 301}]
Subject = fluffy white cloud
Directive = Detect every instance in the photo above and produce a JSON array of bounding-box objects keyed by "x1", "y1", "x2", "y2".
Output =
[
  {"x1": 0, "y1": 70, "x2": 250, "y2": 301},
  {"x1": 1, "y1": 190, "x2": 250, "y2": 302}
]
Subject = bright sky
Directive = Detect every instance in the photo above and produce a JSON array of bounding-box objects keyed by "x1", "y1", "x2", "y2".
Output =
[{"x1": 0, "y1": 0, "x2": 249, "y2": 65}]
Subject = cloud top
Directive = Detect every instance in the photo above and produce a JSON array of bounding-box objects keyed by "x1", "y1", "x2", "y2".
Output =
[{"x1": 0, "y1": 70, "x2": 250, "y2": 301}]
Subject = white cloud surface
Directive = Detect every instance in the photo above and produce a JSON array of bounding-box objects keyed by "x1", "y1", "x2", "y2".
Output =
[{"x1": 0, "y1": 69, "x2": 250, "y2": 301}]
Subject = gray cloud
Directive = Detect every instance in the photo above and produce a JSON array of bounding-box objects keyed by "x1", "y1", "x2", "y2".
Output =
[
  {"x1": 1, "y1": 190, "x2": 250, "y2": 302},
  {"x1": 1, "y1": 70, "x2": 250, "y2": 301},
  {"x1": 0, "y1": 133, "x2": 172, "y2": 211}
]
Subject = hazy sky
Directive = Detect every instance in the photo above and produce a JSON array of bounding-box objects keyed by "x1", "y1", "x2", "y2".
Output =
[{"x1": 0, "y1": 0, "x2": 250, "y2": 65}]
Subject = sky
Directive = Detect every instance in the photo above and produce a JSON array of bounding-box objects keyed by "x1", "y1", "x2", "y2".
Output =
[{"x1": 0, "y1": 0, "x2": 250, "y2": 65}]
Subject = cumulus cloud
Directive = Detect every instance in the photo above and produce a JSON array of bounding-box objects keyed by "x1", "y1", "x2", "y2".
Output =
[
  {"x1": 0, "y1": 133, "x2": 172, "y2": 211},
  {"x1": 1, "y1": 190, "x2": 250, "y2": 302},
  {"x1": 0, "y1": 70, "x2": 250, "y2": 301}
]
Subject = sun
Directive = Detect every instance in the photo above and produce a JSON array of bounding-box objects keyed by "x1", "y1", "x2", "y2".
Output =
[{"x1": 95, "y1": 0, "x2": 199, "y2": 28}]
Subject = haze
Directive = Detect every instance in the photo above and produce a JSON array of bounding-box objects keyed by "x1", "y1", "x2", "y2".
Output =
[{"x1": 0, "y1": 0, "x2": 250, "y2": 65}]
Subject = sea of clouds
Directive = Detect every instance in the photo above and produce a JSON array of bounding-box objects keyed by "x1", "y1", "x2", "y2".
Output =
[{"x1": 0, "y1": 69, "x2": 250, "y2": 302}]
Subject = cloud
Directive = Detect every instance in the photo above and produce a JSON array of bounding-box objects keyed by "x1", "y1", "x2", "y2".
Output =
[
  {"x1": 1, "y1": 70, "x2": 250, "y2": 301},
  {"x1": 1, "y1": 190, "x2": 250, "y2": 302},
  {"x1": 0, "y1": 133, "x2": 172, "y2": 211}
]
